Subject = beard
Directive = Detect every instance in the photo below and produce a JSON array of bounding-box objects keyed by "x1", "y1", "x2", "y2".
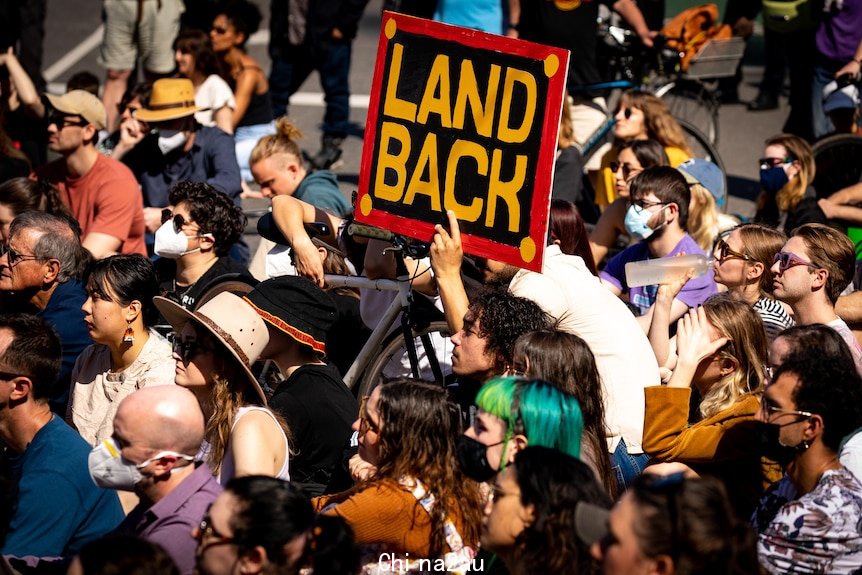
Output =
[{"x1": 484, "y1": 264, "x2": 520, "y2": 288}]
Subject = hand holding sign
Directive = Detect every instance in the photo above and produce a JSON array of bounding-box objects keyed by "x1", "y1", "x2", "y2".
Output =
[{"x1": 430, "y1": 210, "x2": 463, "y2": 282}]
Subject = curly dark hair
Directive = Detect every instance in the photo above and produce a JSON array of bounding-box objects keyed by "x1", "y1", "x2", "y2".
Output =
[
  {"x1": 775, "y1": 344, "x2": 862, "y2": 452},
  {"x1": 168, "y1": 181, "x2": 246, "y2": 256},
  {"x1": 215, "y1": 0, "x2": 261, "y2": 46},
  {"x1": 513, "y1": 446, "x2": 611, "y2": 575},
  {"x1": 468, "y1": 289, "x2": 552, "y2": 372}
]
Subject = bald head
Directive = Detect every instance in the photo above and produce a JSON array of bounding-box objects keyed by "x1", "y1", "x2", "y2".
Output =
[{"x1": 116, "y1": 386, "x2": 205, "y2": 456}]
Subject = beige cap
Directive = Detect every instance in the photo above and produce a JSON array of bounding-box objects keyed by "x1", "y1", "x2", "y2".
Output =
[
  {"x1": 135, "y1": 78, "x2": 203, "y2": 123},
  {"x1": 45, "y1": 90, "x2": 107, "y2": 130},
  {"x1": 154, "y1": 292, "x2": 270, "y2": 405}
]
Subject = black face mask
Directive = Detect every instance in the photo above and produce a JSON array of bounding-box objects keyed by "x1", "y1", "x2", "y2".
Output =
[
  {"x1": 456, "y1": 435, "x2": 503, "y2": 483},
  {"x1": 758, "y1": 421, "x2": 809, "y2": 467}
]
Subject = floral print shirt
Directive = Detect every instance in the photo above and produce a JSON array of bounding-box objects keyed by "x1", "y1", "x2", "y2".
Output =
[{"x1": 758, "y1": 468, "x2": 862, "y2": 574}]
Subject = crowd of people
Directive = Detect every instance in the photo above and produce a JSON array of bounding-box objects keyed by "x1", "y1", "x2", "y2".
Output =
[{"x1": 0, "y1": 0, "x2": 861, "y2": 574}]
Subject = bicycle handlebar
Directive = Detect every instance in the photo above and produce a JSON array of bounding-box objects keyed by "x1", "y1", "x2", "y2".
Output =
[{"x1": 348, "y1": 223, "x2": 394, "y2": 242}]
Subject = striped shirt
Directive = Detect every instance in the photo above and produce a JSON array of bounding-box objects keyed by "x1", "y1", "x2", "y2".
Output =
[{"x1": 753, "y1": 297, "x2": 795, "y2": 342}]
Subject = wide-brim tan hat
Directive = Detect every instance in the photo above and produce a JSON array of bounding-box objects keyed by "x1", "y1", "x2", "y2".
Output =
[
  {"x1": 135, "y1": 78, "x2": 204, "y2": 123},
  {"x1": 154, "y1": 292, "x2": 269, "y2": 404}
]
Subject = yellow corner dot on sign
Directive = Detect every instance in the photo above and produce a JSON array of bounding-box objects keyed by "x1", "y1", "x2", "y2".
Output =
[
  {"x1": 360, "y1": 194, "x2": 373, "y2": 216},
  {"x1": 544, "y1": 54, "x2": 559, "y2": 78},
  {"x1": 520, "y1": 237, "x2": 536, "y2": 263},
  {"x1": 385, "y1": 18, "x2": 397, "y2": 39}
]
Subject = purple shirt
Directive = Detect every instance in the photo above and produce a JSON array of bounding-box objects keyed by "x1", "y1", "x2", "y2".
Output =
[
  {"x1": 816, "y1": 0, "x2": 862, "y2": 63},
  {"x1": 116, "y1": 462, "x2": 222, "y2": 575},
  {"x1": 600, "y1": 234, "x2": 717, "y2": 315}
]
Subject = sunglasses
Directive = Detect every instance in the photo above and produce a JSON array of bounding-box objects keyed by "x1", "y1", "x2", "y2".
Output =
[
  {"x1": 172, "y1": 338, "x2": 215, "y2": 362},
  {"x1": 0, "y1": 244, "x2": 41, "y2": 266},
  {"x1": 714, "y1": 238, "x2": 752, "y2": 263},
  {"x1": 47, "y1": 114, "x2": 87, "y2": 129},
  {"x1": 759, "y1": 157, "x2": 792, "y2": 169},
  {"x1": 161, "y1": 209, "x2": 198, "y2": 233},
  {"x1": 610, "y1": 161, "x2": 641, "y2": 180},
  {"x1": 628, "y1": 197, "x2": 666, "y2": 214},
  {"x1": 773, "y1": 251, "x2": 819, "y2": 274},
  {"x1": 196, "y1": 507, "x2": 235, "y2": 550}
]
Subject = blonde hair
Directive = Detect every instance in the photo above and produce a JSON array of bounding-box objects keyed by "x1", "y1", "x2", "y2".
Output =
[
  {"x1": 688, "y1": 183, "x2": 719, "y2": 251},
  {"x1": 558, "y1": 95, "x2": 575, "y2": 149},
  {"x1": 619, "y1": 91, "x2": 693, "y2": 156},
  {"x1": 698, "y1": 295, "x2": 768, "y2": 419},
  {"x1": 249, "y1": 116, "x2": 304, "y2": 167},
  {"x1": 765, "y1": 134, "x2": 815, "y2": 212}
]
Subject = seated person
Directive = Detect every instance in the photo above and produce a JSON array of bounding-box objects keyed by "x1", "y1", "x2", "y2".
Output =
[
  {"x1": 600, "y1": 166, "x2": 717, "y2": 332},
  {"x1": 155, "y1": 181, "x2": 253, "y2": 311}
]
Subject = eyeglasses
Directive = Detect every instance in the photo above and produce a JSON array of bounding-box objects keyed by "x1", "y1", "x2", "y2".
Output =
[
  {"x1": 610, "y1": 161, "x2": 642, "y2": 180},
  {"x1": 759, "y1": 400, "x2": 814, "y2": 422},
  {"x1": 359, "y1": 395, "x2": 380, "y2": 435},
  {"x1": 46, "y1": 114, "x2": 87, "y2": 129},
  {"x1": 714, "y1": 238, "x2": 752, "y2": 263},
  {"x1": 0, "y1": 244, "x2": 41, "y2": 267},
  {"x1": 759, "y1": 157, "x2": 792, "y2": 169},
  {"x1": 196, "y1": 512, "x2": 235, "y2": 547},
  {"x1": 172, "y1": 338, "x2": 215, "y2": 362},
  {"x1": 628, "y1": 198, "x2": 666, "y2": 214},
  {"x1": 773, "y1": 252, "x2": 820, "y2": 274}
]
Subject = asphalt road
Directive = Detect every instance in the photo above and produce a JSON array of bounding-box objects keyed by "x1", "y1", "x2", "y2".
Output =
[{"x1": 41, "y1": 0, "x2": 791, "y2": 223}]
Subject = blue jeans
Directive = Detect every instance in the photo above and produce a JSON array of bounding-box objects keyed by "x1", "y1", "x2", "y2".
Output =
[
  {"x1": 235, "y1": 121, "x2": 276, "y2": 182},
  {"x1": 269, "y1": 40, "x2": 352, "y2": 137},
  {"x1": 611, "y1": 439, "x2": 650, "y2": 492},
  {"x1": 812, "y1": 63, "x2": 840, "y2": 139}
]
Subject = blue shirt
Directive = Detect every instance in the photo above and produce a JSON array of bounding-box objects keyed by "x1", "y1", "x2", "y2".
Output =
[
  {"x1": 123, "y1": 126, "x2": 242, "y2": 209},
  {"x1": 295, "y1": 171, "x2": 352, "y2": 217},
  {"x1": 37, "y1": 278, "x2": 92, "y2": 414},
  {"x1": 1, "y1": 416, "x2": 124, "y2": 557},
  {"x1": 600, "y1": 234, "x2": 717, "y2": 315}
]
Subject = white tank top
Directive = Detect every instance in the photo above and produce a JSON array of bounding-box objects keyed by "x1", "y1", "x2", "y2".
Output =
[{"x1": 215, "y1": 405, "x2": 291, "y2": 486}]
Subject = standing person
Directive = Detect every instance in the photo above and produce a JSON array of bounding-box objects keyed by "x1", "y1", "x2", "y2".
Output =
[
  {"x1": 755, "y1": 346, "x2": 862, "y2": 573},
  {"x1": 154, "y1": 292, "x2": 290, "y2": 485},
  {"x1": 99, "y1": 0, "x2": 184, "y2": 132},
  {"x1": 69, "y1": 255, "x2": 175, "y2": 447},
  {"x1": 35, "y1": 90, "x2": 147, "y2": 258},
  {"x1": 173, "y1": 28, "x2": 235, "y2": 134},
  {"x1": 268, "y1": 0, "x2": 371, "y2": 170},
  {"x1": 770, "y1": 223, "x2": 862, "y2": 372},
  {"x1": 249, "y1": 117, "x2": 351, "y2": 217},
  {"x1": 0, "y1": 314, "x2": 123, "y2": 558},
  {"x1": 93, "y1": 386, "x2": 221, "y2": 575},
  {"x1": 244, "y1": 276, "x2": 357, "y2": 496},
  {"x1": 599, "y1": 167, "x2": 717, "y2": 331},
  {"x1": 209, "y1": 0, "x2": 275, "y2": 183},
  {"x1": 711, "y1": 224, "x2": 794, "y2": 341}
]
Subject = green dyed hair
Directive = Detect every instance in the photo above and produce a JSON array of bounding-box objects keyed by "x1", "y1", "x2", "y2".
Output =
[{"x1": 475, "y1": 377, "x2": 583, "y2": 468}]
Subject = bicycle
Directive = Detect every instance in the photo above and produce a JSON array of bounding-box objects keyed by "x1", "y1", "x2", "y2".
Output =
[{"x1": 256, "y1": 215, "x2": 452, "y2": 399}]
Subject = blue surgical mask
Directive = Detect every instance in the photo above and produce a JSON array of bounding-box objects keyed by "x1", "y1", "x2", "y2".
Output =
[
  {"x1": 760, "y1": 166, "x2": 790, "y2": 194},
  {"x1": 625, "y1": 204, "x2": 667, "y2": 240}
]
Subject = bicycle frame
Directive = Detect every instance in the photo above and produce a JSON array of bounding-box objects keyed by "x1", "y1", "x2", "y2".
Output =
[{"x1": 322, "y1": 273, "x2": 413, "y2": 389}]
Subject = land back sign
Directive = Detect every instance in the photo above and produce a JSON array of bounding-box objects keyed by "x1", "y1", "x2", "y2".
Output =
[{"x1": 356, "y1": 12, "x2": 570, "y2": 272}]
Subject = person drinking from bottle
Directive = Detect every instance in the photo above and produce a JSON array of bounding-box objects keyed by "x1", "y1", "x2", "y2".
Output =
[{"x1": 599, "y1": 167, "x2": 717, "y2": 333}]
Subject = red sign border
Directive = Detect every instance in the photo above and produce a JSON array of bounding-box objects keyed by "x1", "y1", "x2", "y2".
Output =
[{"x1": 356, "y1": 11, "x2": 570, "y2": 273}]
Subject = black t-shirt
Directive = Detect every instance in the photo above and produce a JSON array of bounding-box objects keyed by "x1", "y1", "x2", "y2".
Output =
[
  {"x1": 326, "y1": 292, "x2": 372, "y2": 377},
  {"x1": 157, "y1": 256, "x2": 253, "y2": 310},
  {"x1": 518, "y1": 0, "x2": 613, "y2": 96},
  {"x1": 269, "y1": 363, "x2": 358, "y2": 496}
]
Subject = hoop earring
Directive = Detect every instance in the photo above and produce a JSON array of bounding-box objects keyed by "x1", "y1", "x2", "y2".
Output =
[{"x1": 123, "y1": 321, "x2": 135, "y2": 344}]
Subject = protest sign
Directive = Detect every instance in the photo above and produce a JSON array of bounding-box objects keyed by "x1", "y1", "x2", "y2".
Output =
[{"x1": 356, "y1": 12, "x2": 570, "y2": 272}]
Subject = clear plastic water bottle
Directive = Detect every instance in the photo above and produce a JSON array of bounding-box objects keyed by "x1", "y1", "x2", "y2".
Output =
[{"x1": 625, "y1": 254, "x2": 712, "y2": 288}]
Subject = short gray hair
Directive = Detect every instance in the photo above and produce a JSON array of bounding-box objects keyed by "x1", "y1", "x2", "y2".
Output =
[{"x1": 9, "y1": 211, "x2": 85, "y2": 283}]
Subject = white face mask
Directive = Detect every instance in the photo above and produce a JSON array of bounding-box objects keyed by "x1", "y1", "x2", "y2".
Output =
[
  {"x1": 154, "y1": 220, "x2": 205, "y2": 259},
  {"x1": 88, "y1": 437, "x2": 194, "y2": 491},
  {"x1": 157, "y1": 129, "x2": 188, "y2": 155}
]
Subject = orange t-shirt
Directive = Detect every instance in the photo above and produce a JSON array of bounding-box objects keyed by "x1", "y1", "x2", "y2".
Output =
[{"x1": 36, "y1": 154, "x2": 147, "y2": 256}]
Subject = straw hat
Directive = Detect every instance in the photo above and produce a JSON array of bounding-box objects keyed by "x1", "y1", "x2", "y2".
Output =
[
  {"x1": 154, "y1": 292, "x2": 269, "y2": 404},
  {"x1": 135, "y1": 78, "x2": 203, "y2": 123}
]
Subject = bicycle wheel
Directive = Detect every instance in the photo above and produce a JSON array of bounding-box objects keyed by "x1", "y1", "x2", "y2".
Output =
[
  {"x1": 811, "y1": 134, "x2": 862, "y2": 199},
  {"x1": 355, "y1": 320, "x2": 452, "y2": 398},
  {"x1": 656, "y1": 79, "x2": 720, "y2": 146},
  {"x1": 677, "y1": 118, "x2": 728, "y2": 211}
]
